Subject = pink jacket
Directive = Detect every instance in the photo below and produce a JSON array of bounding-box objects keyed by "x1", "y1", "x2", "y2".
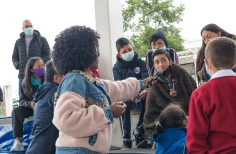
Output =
[{"x1": 52, "y1": 77, "x2": 140, "y2": 153}]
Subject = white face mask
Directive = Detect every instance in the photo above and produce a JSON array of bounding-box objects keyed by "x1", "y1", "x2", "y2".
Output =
[
  {"x1": 159, "y1": 45, "x2": 166, "y2": 50},
  {"x1": 121, "y1": 51, "x2": 134, "y2": 61},
  {"x1": 152, "y1": 45, "x2": 166, "y2": 52}
]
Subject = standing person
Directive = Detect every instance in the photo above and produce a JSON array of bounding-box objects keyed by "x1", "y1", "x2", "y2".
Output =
[
  {"x1": 143, "y1": 49, "x2": 196, "y2": 140},
  {"x1": 0, "y1": 86, "x2": 3, "y2": 106},
  {"x1": 146, "y1": 30, "x2": 179, "y2": 75},
  {"x1": 152, "y1": 104, "x2": 188, "y2": 154},
  {"x1": 10, "y1": 57, "x2": 44, "y2": 152},
  {"x1": 196, "y1": 23, "x2": 236, "y2": 84},
  {"x1": 12, "y1": 19, "x2": 50, "y2": 96},
  {"x1": 187, "y1": 37, "x2": 236, "y2": 153},
  {"x1": 52, "y1": 25, "x2": 154, "y2": 154},
  {"x1": 26, "y1": 60, "x2": 63, "y2": 154},
  {"x1": 112, "y1": 37, "x2": 149, "y2": 149}
]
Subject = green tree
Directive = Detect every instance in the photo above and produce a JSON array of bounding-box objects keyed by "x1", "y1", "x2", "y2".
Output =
[{"x1": 122, "y1": 0, "x2": 185, "y2": 57}]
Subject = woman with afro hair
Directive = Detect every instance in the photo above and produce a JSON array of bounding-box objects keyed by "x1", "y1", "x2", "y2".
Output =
[{"x1": 52, "y1": 25, "x2": 154, "y2": 154}]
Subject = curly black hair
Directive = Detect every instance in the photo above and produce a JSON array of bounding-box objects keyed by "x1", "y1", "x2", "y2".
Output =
[{"x1": 52, "y1": 26, "x2": 100, "y2": 75}]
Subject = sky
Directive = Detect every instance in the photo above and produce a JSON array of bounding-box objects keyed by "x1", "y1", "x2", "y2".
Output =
[{"x1": 0, "y1": 0, "x2": 235, "y2": 97}]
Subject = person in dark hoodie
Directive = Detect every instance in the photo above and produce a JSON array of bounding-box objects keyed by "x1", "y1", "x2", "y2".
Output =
[
  {"x1": 145, "y1": 30, "x2": 179, "y2": 75},
  {"x1": 112, "y1": 37, "x2": 149, "y2": 149},
  {"x1": 26, "y1": 60, "x2": 63, "y2": 154},
  {"x1": 12, "y1": 19, "x2": 51, "y2": 97}
]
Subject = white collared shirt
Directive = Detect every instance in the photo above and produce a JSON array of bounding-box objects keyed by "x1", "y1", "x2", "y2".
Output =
[{"x1": 210, "y1": 69, "x2": 236, "y2": 80}]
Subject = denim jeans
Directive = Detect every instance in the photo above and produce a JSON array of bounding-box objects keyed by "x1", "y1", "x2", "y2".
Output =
[
  {"x1": 56, "y1": 147, "x2": 101, "y2": 154},
  {"x1": 18, "y1": 77, "x2": 24, "y2": 97}
]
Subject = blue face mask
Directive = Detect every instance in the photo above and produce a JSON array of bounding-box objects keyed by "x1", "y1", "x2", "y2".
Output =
[
  {"x1": 25, "y1": 28, "x2": 34, "y2": 36},
  {"x1": 121, "y1": 51, "x2": 134, "y2": 61}
]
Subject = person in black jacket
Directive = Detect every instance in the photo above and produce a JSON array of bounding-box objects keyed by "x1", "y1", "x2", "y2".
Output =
[
  {"x1": 26, "y1": 60, "x2": 63, "y2": 154},
  {"x1": 112, "y1": 38, "x2": 149, "y2": 149},
  {"x1": 11, "y1": 57, "x2": 44, "y2": 152},
  {"x1": 0, "y1": 86, "x2": 3, "y2": 106},
  {"x1": 12, "y1": 19, "x2": 50, "y2": 97}
]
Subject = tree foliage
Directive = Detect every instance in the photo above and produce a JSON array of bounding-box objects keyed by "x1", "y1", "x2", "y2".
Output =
[{"x1": 122, "y1": 0, "x2": 185, "y2": 57}]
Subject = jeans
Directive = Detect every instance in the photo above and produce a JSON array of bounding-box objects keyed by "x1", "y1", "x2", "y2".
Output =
[
  {"x1": 18, "y1": 77, "x2": 24, "y2": 97},
  {"x1": 56, "y1": 147, "x2": 101, "y2": 154},
  {"x1": 120, "y1": 99, "x2": 146, "y2": 139}
]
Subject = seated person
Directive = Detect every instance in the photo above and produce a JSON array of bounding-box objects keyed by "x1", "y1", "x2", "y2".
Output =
[
  {"x1": 146, "y1": 30, "x2": 179, "y2": 75},
  {"x1": 112, "y1": 37, "x2": 149, "y2": 149},
  {"x1": 152, "y1": 104, "x2": 188, "y2": 154},
  {"x1": 11, "y1": 57, "x2": 44, "y2": 152},
  {"x1": 143, "y1": 49, "x2": 196, "y2": 139},
  {"x1": 26, "y1": 60, "x2": 63, "y2": 154}
]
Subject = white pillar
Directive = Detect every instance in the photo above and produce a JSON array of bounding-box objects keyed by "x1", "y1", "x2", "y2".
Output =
[
  {"x1": 94, "y1": 0, "x2": 124, "y2": 147},
  {"x1": 94, "y1": 0, "x2": 124, "y2": 80},
  {"x1": 4, "y1": 85, "x2": 13, "y2": 116}
]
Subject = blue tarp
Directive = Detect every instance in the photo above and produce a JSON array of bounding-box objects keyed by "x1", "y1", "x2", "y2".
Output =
[{"x1": 0, "y1": 120, "x2": 33, "y2": 153}]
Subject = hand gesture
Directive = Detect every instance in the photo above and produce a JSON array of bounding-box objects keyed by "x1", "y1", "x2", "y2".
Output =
[
  {"x1": 140, "y1": 89, "x2": 148, "y2": 100},
  {"x1": 143, "y1": 77, "x2": 156, "y2": 88},
  {"x1": 110, "y1": 102, "x2": 127, "y2": 118},
  {"x1": 170, "y1": 89, "x2": 177, "y2": 97},
  {"x1": 130, "y1": 96, "x2": 137, "y2": 103}
]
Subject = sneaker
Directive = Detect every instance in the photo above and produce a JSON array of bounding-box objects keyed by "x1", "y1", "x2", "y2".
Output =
[
  {"x1": 10, "y1": 140, "x2": 24, "y2": 152},
  {"x1": 121, "y1": 139, "x2": 132, "y2": 149},
  {"x1": 137, "y1": 139, "x2": 153, "y2": 149},
  {"x1": 133, "y1": 133, "x2": 144, "y2": 146}
]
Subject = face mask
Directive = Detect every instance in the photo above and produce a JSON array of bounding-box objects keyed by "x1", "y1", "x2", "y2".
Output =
[
  {"x1": 159, "y1": 45, "x2": 166, "y2": 50},
  {"x1": 121, "y1": 51, "x2": 134, "y2": 61},
  {"x1": 152, "y1": 49, "x2": 157, "y2": 53},
  {"x1": 32, "y1": 68, "x2": 45, "y2": 77},
  {"x1": 25, "y1": 28, "x2": 34, "y2": 36}
]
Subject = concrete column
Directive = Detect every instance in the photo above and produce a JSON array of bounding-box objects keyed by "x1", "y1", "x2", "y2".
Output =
[
  {"x1": 4, "y1": 85, "x2": 12, "y2": 116},
  {"x1": 94, "y1": 0, "x2": 125, "y2": 147},
  {"x1": 94, "y1": 0, "x2": 124, "y2": 80}
]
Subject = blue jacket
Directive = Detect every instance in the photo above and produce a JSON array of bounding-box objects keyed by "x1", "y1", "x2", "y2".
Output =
[
  {"x1": 152, "y1": 128, "x2": 187, "y2": 154},
  {"x1": 113, "y1": 52, "x2": 149, "y2": 81},
  {"x1": 26, "y1": 81, "x2": 59, "y2": 154},
  {"x1": 0, "y1": 86, "x2": 3, "y2": 101}
]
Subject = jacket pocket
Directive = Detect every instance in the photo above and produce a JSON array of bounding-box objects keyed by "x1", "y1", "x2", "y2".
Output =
[{"x1": 88, "y1": 134, "x2": 98, "y2": 146}]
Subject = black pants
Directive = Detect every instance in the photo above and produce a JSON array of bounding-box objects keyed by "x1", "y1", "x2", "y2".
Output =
[
  {"x1": 119, "y1": 99, "x2": 146, "y2": 139},
  {"x1": 12, "y1": 106, "x2": 33, "y2": 137}
]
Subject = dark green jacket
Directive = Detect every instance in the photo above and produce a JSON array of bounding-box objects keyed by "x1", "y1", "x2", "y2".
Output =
[{"x1": 12, "y1": 30, "x2": 50, "y2": 78}]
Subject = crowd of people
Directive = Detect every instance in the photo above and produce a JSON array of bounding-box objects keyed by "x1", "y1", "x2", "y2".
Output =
[{"x1": 1, "y1": 19, "x2": 235, "y2": 154}]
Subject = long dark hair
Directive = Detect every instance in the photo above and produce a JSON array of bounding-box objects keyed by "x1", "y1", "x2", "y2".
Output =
[
  {"x1": 23, "y1": 57, "x2": 43, "y2": 100},
  {"x1": 196, "y1": 23, "x2": 236, "y2": 82},
  {"x1": 154, "y1": 104, "x2": 187, "y2": 135}
]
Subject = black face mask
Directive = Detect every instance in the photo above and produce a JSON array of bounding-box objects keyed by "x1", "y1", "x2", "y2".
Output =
[{"x1": 161, "y1": 66, "x2": 171, "y2": 78}]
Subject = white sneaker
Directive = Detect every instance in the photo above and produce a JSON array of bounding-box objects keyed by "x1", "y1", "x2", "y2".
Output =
[{"x1": 10, "y1": 140, "x2": 24, "y2": 152}]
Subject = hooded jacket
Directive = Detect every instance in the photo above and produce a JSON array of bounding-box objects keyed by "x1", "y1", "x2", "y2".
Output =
[
  {"x1": 146, "y1": 30, "x2": 179, "y2": 75},
  {"x1": 152, "y1": 128, "x2": 187, "y2": 154},
  {"x1": 26, "y1": 81, "x2": 59, "y2": 154},
  {"x1": 12, "y1": 30, "x2": 51, "y2": 78},
  {"x1": 113, "y1": 52, "x2": 149, "y2": 81}
]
